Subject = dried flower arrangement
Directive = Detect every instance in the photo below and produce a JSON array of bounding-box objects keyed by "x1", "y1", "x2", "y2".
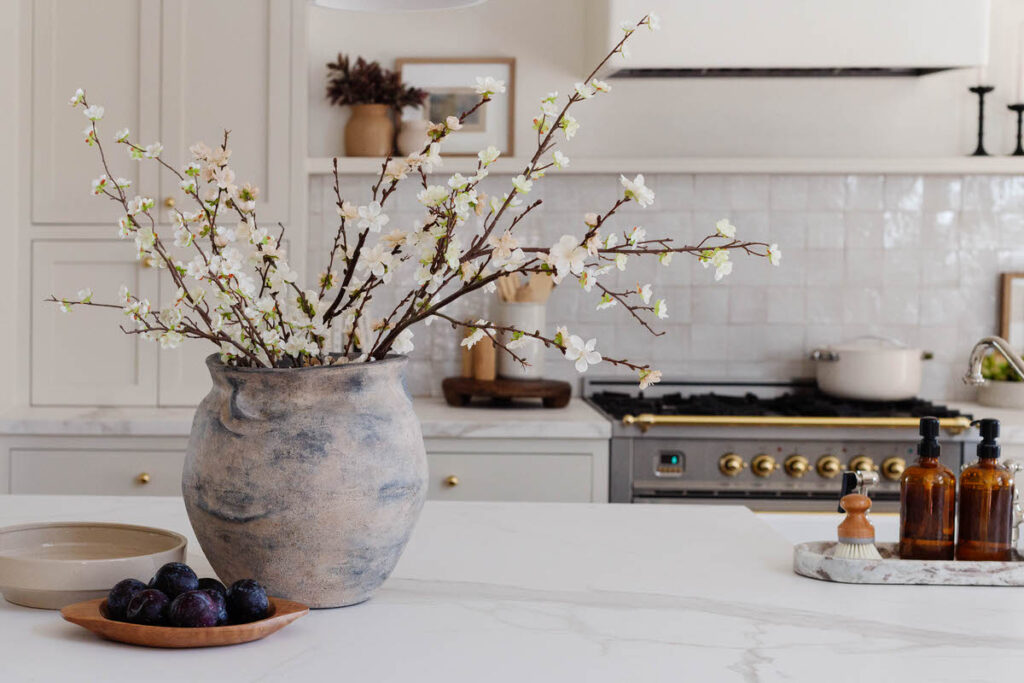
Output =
[
  {"x1": 325, "y1": 54, "x2": 427, "y2": 110},
  {"x1": 52, "y1": 13, "x2": 780, "y2": 390}
]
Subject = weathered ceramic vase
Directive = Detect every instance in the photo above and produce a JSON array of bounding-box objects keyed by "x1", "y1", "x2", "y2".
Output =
[{"x1": 183, "y1": 355, "x2": 427, "y2": 608}]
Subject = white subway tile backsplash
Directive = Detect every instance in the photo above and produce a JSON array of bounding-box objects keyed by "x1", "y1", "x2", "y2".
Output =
[
  {"x1": 883, "y1": 176, "x2": 924, "y2": 211},
  {"x1": 845, "y1": 175, "x2": 885, "y2": 211},
  {"x1": 307, "y1": 172, "x2": 1018, "y2": 400}
]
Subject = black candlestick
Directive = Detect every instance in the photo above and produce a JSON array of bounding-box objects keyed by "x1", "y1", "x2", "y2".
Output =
[
  {"x1": 1009, "y1": 103, "x2": 1024, "y2": 156},
  {"x1": 969, "y1": 85, "x2": 995, "y2": 156}
]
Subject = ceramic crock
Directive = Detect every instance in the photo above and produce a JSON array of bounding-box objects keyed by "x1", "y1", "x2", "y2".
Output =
[
  {"x1": 182, "y1": 354, "x2": 427, "y2": 608},
  {"x1": 344, "y1": 103, "x2": 395, "y2": 157}
]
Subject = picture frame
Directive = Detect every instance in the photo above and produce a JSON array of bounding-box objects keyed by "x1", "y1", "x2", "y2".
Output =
[
  {"x1": 1000, "y1": 272, "x2": 1024, "y2": 349},
  {"x1": 395, "y1": 57, "x2": 515, "y2": 156}
]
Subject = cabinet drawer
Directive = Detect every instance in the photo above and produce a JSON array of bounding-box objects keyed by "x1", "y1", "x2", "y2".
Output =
[
  {"x1": 11, "y1": 449, "x2": 185, "y2": 496},
  {"x1": 427, "y1": 452, "x2": 593, "y2": 502}
]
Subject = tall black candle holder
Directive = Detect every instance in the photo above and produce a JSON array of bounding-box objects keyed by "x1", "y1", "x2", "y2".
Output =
[
  {"x1": 1009, "y1": 103, "x2": 1024, "y2": 156},
  {"x1": 969, "y1": 85, "x2": 995, "y2": 156}
]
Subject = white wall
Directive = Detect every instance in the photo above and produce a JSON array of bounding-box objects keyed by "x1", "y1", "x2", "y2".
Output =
[{"x1": 308, "y1": 0, "x2": 1024, "y2": 159}]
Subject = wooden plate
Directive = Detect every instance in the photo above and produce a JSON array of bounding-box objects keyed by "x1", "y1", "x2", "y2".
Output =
[{"x1": 60, "y1": 597, "x2": 309, "y2": 648}]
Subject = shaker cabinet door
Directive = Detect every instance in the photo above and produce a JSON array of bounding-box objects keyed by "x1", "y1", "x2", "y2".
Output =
[
  {"x1": 159, "y1": 0, "x2": 292, "y2": 225},
  {"x1": 31, "y1": 240, "x2": 159, "y2": 405},
  {"x1": 30, "y1": 0, "x2": 160, "y2": 225}
]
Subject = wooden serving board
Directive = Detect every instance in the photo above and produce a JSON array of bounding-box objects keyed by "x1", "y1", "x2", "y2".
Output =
[
  {"x1": 61, "y1": 597, "x2": 309, "y2": 648},
  {"x1": 794, "y1": 541, "x2": 1024, "y2": 586},
  {"x1": 442, "y1": 377, "x2": 571, "y2": 408}
]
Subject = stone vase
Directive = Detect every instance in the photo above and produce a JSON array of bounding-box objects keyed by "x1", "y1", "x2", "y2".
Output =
[
  {"x1": 396, "y1": 117, "x2": 430, "y2": 156},
  {"x1": 344, "y1": 104, "x2": 395, "y2": 157},
  {"x1": 182, "y1": 354, "x2": 427, "y2": 608}
]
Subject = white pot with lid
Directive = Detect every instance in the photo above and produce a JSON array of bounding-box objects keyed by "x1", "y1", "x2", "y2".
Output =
[{"x1": 809, "y1": 337, "x2": 932, "y2": 401}]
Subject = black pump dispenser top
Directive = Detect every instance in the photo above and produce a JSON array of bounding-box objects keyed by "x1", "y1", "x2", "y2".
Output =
[
  {"x1": 918, "y1": 417, "x2": 940, "y2": 458},
  {"x1": 973, "y1": 418, "x2": 1001, "y2": 459}
]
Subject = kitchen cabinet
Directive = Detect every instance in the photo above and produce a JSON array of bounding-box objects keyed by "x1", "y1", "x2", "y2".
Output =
[
  {"x1": 0, "y1": 419, "x2": 610, "y2": 503},
  {"x1": 11, "y1": 448, "x2": 185, "y2": 496},
  {"x1": 30, "y1": 0, "x2": 291, "y2": 226},
  {"x1": 24, "y1": 0, "x2": 300, "y2": 406},
  {"x1": 31, "y1": 241, "x2": 159, "y2": 406}
]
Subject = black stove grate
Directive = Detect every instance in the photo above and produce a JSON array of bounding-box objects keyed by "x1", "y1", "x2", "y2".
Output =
[{"x1": 589, "y1": 390, "x2": 968, "y2": 421}]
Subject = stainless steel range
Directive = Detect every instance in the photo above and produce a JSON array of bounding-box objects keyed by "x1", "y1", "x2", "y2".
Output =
[{"x1": 585, "y1": 378, "x2": 976, "y2": 512}]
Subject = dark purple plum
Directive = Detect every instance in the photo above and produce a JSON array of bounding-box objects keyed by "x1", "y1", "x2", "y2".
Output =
[
  {"x1": 197, "y1": 577, "x2": 227, "y2": 598},
  {"x1": 168, "y1": 590, "x2": 220, "y2": 628},
  {"x1": 126, "y1": 589, "x2": 170, "y2": 626},
  {"x1": 226, "y1": 579, "x2": 269, "y2": 623},
  {"x1": 148, "y1": 562, "x2": 198, "y2": 599},
  {"x1": 203, "y1": 588, "x2": 229, "y2": 625},
  {"x1": 106, "y1": 578, "x2": 147, "y2": 621}
]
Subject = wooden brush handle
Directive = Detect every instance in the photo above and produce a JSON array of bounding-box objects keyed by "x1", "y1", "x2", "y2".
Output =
[{"x1": 838, "y1": 494, "x2": 876, "y2": 541}]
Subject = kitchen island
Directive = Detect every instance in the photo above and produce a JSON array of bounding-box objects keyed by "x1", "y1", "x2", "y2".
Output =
[{"x1": 1, "y1": 496, "x2": 1022, "y2": 681}]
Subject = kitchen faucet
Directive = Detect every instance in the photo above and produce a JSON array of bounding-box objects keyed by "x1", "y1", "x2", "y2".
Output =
[{"x1": 963, "y1": 336, "x2": 1024, "y2": 384}]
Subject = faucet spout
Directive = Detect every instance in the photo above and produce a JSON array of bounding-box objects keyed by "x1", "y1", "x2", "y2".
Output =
[{"x1": 964, "y1": 336, "x2": 1024, "y2": 385}]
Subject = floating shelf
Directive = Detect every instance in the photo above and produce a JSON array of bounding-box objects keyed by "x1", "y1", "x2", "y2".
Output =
[{"x1": 307, "y1": 156, "x2": 1024, "y2": 176}]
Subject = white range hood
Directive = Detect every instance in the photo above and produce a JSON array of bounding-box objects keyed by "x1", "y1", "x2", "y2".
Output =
[{"x1": 587, "y1": 0, "x2": 991, "y2": 77}]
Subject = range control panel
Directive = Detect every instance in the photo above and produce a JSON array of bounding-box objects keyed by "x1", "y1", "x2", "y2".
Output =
[{"x1": 631, "y1": 438, "x2": 966, "y2": 494}]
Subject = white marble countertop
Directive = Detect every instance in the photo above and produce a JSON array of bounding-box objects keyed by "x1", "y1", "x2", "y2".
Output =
[
  {"x1": 2, "y1": 495, "x2": 1023, "y2": 682},
  {"x1": 0, "y1": 397, "x2": 611, "y2": 440}
]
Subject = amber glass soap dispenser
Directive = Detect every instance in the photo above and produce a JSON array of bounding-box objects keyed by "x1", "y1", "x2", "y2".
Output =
[
  {"x1": 957, "y1": 419, "x2": 1014, "y2": 561},
  {"x1": 899, "y1": 417, "x2": 956, "y2": 560}
]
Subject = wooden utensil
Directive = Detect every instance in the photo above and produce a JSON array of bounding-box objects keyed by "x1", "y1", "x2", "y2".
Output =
[
  {"x1": 61, "y1": 597, "x2": 309, "y2": 648},
  {"x1": 497, "y1": 274, "x2": 521, "y2": 302}
]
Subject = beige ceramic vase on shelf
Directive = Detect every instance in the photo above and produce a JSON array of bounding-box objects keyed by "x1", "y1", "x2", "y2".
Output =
[{"x1": 344, "y1": 103, "x2": 395, "y2": 157}]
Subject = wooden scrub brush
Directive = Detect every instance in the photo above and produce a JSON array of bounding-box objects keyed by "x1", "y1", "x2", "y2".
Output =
[{"x1": 834, "y1": 471, "x2": 883, "y2": 560}]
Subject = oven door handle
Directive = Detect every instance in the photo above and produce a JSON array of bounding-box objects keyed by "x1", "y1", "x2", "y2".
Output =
[{"x1": 621, "y1": 414, "x2": 971, "y2": 435}]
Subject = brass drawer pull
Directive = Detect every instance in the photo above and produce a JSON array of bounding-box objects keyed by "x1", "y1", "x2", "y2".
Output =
[
  {"x1": 443, "y1": 475, "x2": 459, "y2": 487},
  {"x1": 136, "y1": 472, "x2": 151, "y2": 485}
]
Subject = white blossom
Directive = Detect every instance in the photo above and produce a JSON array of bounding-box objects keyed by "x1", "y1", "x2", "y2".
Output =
[
  {"x1": 474, "y1": 76, "x2": 506, "y2": 96},
  {"x1": 553, "y1": 150, "x2": 570, "y2": 169},
  {"x1": 83, "y1": 105, "x2": 104, "y2": 121},
  {"x1": 767, "y1": 243, "x2": 782, "y2": 266},
  {"x1": 511, "y1": 174, "x2": 533, "y2": 194},
  {"x1": 357, "y1": 202, "x2": 390, "y2": 233},
  {"x1": 546, "y1": 235, "x2": 588, "y2": 283},
  {"x1": 574, "y1": 82, "x2": 596, "y2": 99},
  {"x1": 90, "y1": 175, "x2": 108, "y2": 196},
  {"x1": 561, "y1": 114, "x2": 580, "y2": 139},
  {"x1": 478, "y1": 145, "x2": 500, "y2": 165},
  {"x1": 418, "y1": 185, "x2": 448, "y2": 207},
  {"x1": 645, "y1": 12, "x2": 661, "y2": 31},
  {"x1": 639, "y1": 368, "x2": 662, "y2": 389},
  {"x1": 69, "y1": 88, "x2": 85, "y2": 106},
  {"x1": 337, "y1": 201, "x2": 359, "y2": 221},
  {"x1": 716, "y1": 219, "x2": 737, "y2": 239},
  {"x1": 621, "y1": 173, "x2": 655, "y2": 208},
  {"x1": 564, "y1": 335, "x2": 602, "y2": 372},
  {"x1": 115, "y1": 128, "x2": 130, "y2": 143},
  {"x1": 638, "y1": 283, "x2": 653, "y2": 304},
  {"x1": 445, "y1": 115, "x2": 463, "y2": 131},
  {"x1": 143, "y1": 142, "x2": 163, "y2": 159},
  {"x1": 461, "y1": 320, "x2": 489, "y2": 349},
  {"x1": 654, "y1": 299, "x2": 668, "y2": 319},
  {"x1": 392, "y1": 328, "x2": 414, "y2": 355}
]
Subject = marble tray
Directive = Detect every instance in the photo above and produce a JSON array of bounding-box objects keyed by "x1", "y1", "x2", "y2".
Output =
[{"x1": 794, "y1": 541, "x2": 1024, "y2": 586}]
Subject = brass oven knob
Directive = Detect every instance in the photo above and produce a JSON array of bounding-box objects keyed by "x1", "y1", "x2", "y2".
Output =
[
  {"x1": 718, "y1": 453, "x2": 745, "y2": 477},
  {"x1": 848, "y1": 455, "x2": 877, "y2": 473},
  {"x1": 816, "y1": 455, "x2": 842, "y2": 479},
  {"x1": 881, "y1": 457, "x2": 906, "y2": 481},
  {"x1": 783, "y1": 454, "x2": 809, "y2": 478},
  {"x1": 443, "y1": 475, "x2": 460, "y2": 487},
  {"x1": 136, "y1": 472, "x2": 151, "y2": 485},
  {"x1": 751, "y1": 454, "x2": 777, "y2": 478}
]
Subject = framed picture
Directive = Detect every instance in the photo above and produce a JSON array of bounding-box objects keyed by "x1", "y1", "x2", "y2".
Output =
[
  {"x1": 395, "y1": 57, "x2": 515, "y2": 156},
  {"x1": 1001, "y1": 272, "x2": 1024, "y2": 348}
]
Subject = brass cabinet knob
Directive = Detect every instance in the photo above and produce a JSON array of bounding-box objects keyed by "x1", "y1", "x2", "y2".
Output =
[
  {"x1": 751, "y1": 454, "x2": 778, "y2": 478},
  {"x1": 163, "y1": 197, "x2": 176, "y2": 208},
  {"x1": 783, "y1": 454, "x2": 809, "y2": 478},
  {"x1": 881, "y1": 457, "x2": 906, "y2": 481},
  {"x1": 848, "y1": 455, "x2": 877, "y2": 473},
  {"x1": 141, "y1": 255, "x2": 157, "y2": 268},
  {"x1": 816, "y1": 455, "x2": 842, "y2": 479},
  {"x1": 136, "y1": 472, "x2": 151, "y2": 485},
  {"x1": 443, "y1": 475, "x2": 459, "y2": 487},
  {"x1": 718, "y1": 453, "x2": 745, "y2": 477}
]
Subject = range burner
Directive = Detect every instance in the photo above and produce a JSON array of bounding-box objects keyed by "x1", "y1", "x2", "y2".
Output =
[{"x1": 589, "y1": 390, "x2": 968, "y2": 421}]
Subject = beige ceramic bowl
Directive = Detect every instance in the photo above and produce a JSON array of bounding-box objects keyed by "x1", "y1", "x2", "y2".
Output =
[{"x1": 0, "y1": 522, "x2": 187, "y2": 609}]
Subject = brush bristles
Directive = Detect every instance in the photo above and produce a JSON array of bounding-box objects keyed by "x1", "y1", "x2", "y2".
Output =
[{"x1": 833, "y1": 541, "x2": 883, "y2": 560}]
